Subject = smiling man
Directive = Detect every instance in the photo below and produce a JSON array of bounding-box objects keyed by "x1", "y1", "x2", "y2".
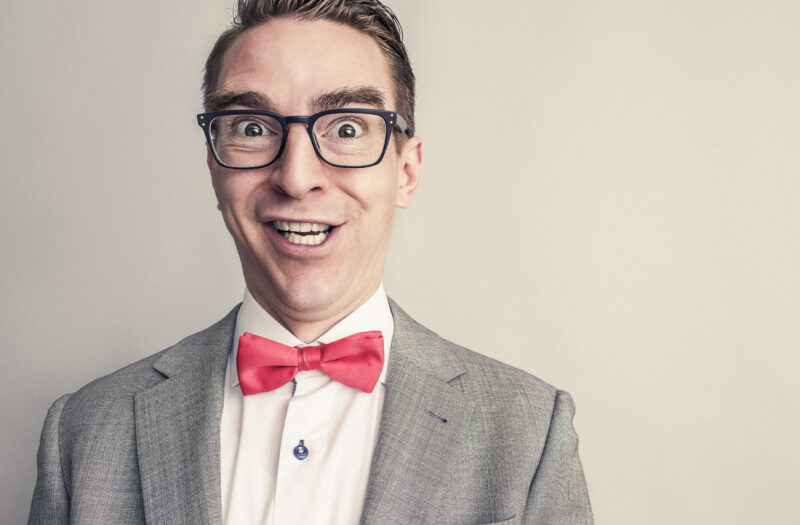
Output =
[{"x1": 29, "y1": 1, "x2": 592, "y2": 524}]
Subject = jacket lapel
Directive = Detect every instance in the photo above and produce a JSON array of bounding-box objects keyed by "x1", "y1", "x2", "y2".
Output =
[
  {"x1": 129, "y1": 301, "x2": 469, "y2": 524},
  {"x1": 360, "y1": 301, "x2": 475, "y2": 524},
  {"x1": 134, "y1": 308, "x2": 238, "y2": 525}
]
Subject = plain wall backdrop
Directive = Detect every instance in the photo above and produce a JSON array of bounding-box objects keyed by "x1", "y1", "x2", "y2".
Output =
[{"x1": 2, "y1": 1, "x2": 798, "y2": 523}]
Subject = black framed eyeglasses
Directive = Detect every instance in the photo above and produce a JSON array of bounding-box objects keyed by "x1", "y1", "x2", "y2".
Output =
[{"x1": 197, "y1": 108, "x2": 412, "y2": 169}]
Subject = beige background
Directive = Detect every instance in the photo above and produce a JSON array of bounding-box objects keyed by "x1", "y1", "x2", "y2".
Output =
[{"x1": 2, "y1": 1, "x2": 799, "y2": 523}]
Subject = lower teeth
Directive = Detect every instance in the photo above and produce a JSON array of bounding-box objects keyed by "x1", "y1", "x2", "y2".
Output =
[{"x1": 281, "y1": 231, "x2": 329, "y2": 245}]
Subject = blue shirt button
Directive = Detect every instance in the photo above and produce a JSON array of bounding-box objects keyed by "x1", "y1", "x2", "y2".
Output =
[{"x1": 293, "y1": 440, "x2": 308, "y2": 460}]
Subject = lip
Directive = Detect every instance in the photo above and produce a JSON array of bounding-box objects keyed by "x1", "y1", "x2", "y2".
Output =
[{"x1": 262, "y1": 218, "x2": 340, "y2": 255}]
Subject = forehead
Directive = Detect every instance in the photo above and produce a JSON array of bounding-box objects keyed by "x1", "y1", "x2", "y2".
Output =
[{"x1": 218, "y1": 17, "x2": 395, "y2": 112}]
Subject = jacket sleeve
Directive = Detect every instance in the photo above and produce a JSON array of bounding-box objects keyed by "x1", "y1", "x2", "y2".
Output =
[
  {"x1": 524, "y1": 390, "x2": 594, "y2": 525},
  {"x1": 28, "y1": 394, "x2": 72, "y2": 525}
]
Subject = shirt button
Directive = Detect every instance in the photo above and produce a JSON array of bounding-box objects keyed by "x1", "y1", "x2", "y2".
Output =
[{"x1": 293, "y1": 440, "x2": 308, "y2": 460}]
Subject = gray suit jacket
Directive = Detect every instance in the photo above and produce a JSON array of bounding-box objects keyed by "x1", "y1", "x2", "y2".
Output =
[{"x1": 29, "y1": 300, "x2": 592, "y2": 524}]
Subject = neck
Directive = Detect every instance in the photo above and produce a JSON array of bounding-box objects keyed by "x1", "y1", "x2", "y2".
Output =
[
  {"x1": 248, "y1": 283, "x2": 382, "y2": 343},
  {"x1": 280, "y1": 318, "x2": 343, "y2": 344}
]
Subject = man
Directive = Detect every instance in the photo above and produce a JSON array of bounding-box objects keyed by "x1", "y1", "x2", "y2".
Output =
[{"x1": 29, "y1": 1, "x2": 593, "y2": 524}]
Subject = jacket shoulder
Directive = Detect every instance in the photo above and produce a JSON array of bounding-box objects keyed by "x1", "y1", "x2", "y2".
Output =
[
  {"x1": 57, "y1": 306, "x2": 238, "y2": 445},
  {"x1": 435, "y1": 334, "x2": 562, "y2": 422},
  {"x1": 386, "y1": 300, "x2": 591, "y2": 522},
  {"x1": 389, "y1": 299, "x2": 560, "y2": 411}
]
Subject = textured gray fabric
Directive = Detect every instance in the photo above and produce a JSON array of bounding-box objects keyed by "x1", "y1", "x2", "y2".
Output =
[
  {"x1": 29, "y1": 307, "x2": 237, "y2": 525},
  {"x1": 29, "y1": 300, "x2": 593, "y2": 524},
  {"x1": 361, "y1": 301, "x2": 593, "y2": 525}
]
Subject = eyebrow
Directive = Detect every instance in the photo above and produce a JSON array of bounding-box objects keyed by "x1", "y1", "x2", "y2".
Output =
[
  {"x1": 204, "y1": 90, "x2": 277, "y2": 112},
  {"x1": 310, "y1": 86, "x2": 386, "y2": 113},
  {"x1": 204, "y1": 86, "x2": 387, "y2": 114}
]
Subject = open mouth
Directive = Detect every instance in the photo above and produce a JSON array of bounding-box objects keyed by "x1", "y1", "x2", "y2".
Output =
[{"x1": 271, "y1": 220, "x2": 333, "y2": 246}]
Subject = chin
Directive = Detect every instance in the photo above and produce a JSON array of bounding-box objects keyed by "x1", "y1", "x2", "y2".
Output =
[{"x1": 246, "y1": 255, "x2": 380, "y2": 324}]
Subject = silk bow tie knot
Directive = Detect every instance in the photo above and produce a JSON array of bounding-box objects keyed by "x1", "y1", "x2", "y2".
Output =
[{"x1": 236, "y1": 330, "x2": 384, "y2": 395}]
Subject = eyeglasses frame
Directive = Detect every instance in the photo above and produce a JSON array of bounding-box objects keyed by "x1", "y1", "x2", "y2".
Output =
[{"x1": 197, "y1": 108, "x2": 412, "y2": 170}]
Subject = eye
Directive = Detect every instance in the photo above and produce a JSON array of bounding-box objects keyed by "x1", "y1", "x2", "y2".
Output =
[
  {"x1": 233, "y1": 120, "x2": 267, "y2": 137},
  {"x1": 330, "y1": 118, "x2": 366, "y2": 139}
]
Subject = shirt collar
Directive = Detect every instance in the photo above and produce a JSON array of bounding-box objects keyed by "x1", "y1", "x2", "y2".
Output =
[{"x1": 229, "y1": 284, "x2": 394, "y2": 388}]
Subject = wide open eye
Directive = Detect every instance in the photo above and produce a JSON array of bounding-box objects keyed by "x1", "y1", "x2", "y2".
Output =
[
  {"x1": 329, "y1": 118, "x2": 366, "y2": 139},
  {"x1": 233, "y1": 120, "x2": 268, "y2": 137},
  {"x1": 313, "y1": 112, "x2": 385, "y2": 164}
]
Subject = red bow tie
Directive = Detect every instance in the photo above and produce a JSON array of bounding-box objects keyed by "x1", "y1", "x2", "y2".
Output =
[{"x1": 236, "y1": 331, "x2": 384, "y2": 395}]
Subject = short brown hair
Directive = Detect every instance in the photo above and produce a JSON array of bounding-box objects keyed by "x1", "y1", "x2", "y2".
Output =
[{"x1": 203, "y1": 0, "x2": 415, "y2": 136}]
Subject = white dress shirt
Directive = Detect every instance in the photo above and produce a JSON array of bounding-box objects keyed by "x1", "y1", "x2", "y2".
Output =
[{"x1": 220, "y1": 285, "x2": 394, "y2": 525}]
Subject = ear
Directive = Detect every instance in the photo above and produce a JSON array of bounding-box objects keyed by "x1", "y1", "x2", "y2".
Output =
[{"x1": 395, "y1": 135, "x2": 423, "y2": 209}]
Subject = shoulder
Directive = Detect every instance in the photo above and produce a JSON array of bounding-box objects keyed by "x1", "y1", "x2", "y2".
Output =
[
  {"x1": 386, "y1": 300, "x2": 590, "y2": 518},
  {"x1": 388, "y1": 299, "x2": 563, "y2": 420},
  {"x1": 433, "y1": 331, "x2": 563, "y2": 425},
  {"x1": 56, "y1": 306, "x2": 238, "y2": 443}
]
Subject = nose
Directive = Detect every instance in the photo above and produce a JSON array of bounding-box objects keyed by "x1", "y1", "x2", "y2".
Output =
[{"x1": 269, "y1": 124, "x2": 328, "y2": 199}]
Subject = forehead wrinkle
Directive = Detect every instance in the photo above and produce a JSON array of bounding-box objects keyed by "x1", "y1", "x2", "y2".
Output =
[
  {"x1": 205, "y1": 89, "x2": 277, "y2": 112},
  {"x1": 311, "y1": 87, "x2": 386, "y2": 113}
]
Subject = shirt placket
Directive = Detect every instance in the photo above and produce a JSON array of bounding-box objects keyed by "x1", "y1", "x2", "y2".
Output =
[{"x1": 272, "y1": 371, "x2": 330, "y2": 524}]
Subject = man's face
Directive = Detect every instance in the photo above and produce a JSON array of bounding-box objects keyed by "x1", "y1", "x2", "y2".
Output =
[{"x1": 208, "y1": 18, "x2": 421, "y2": 340}]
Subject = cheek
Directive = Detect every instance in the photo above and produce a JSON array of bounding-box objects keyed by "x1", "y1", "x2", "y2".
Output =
[
  {"x1": 360, "y1": 166, "x2": 401, "y2": 204},
  {"x1": 214, "y1": 173, "x2": 257, "y2": 212},
  {"x1": 211, "y1": 167, "x2": 234, "y2": 203},
  {"x1": 360, "y1": 183, "x2": 399, "y2": 239}
]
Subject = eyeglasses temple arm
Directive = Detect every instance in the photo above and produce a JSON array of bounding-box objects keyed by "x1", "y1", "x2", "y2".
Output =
[{"x1": 394, "y1": 114, "x2": 413, "y2": 137}]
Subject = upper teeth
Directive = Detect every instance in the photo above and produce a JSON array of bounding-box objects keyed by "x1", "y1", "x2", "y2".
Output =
[
  {"x1": 273, "y1": 220, "x2": 329, "y2": 233},
  {"x1": 272, "y1": 220, "x2": 332, "y2": 246}
]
